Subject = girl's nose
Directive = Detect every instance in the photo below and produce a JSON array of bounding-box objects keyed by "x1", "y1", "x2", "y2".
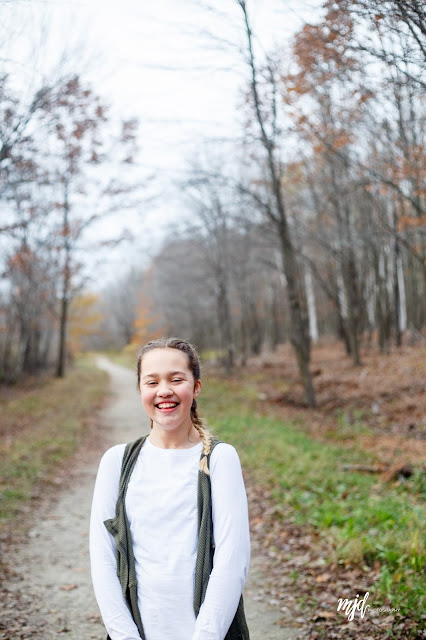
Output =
[{"x1": 157, "y1": 383, "x2": 172, "y2": 396}]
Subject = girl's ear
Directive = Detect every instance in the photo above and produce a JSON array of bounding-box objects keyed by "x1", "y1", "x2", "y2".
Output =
[{"x1": 194, "y1": 379, "x2": 202, "y2": 397}]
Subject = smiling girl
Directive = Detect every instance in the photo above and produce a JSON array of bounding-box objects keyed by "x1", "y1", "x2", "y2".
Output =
[{"x1": 89, "y1": 338, "x2": 251, "y2": 640}]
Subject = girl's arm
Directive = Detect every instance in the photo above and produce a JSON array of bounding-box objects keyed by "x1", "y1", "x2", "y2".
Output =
[
  {"x1": 192, "y1": 444, "x2": 251, "y2": 640},
  {"x1": 89, "y1": 444, "x2": 141, "y2": 640}
]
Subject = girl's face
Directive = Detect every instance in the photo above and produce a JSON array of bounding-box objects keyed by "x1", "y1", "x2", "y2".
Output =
[{"x1": 139, "y1": 348, "x2": 201, "y2": 433}]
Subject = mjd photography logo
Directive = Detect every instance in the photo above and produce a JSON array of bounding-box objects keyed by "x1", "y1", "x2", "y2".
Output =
[
  {"x1": 337, "y1": 591, "x2": 370, "y2": 621},
  {"x1": 337, "y1": 591, "x2": 400, "y2": 621}
]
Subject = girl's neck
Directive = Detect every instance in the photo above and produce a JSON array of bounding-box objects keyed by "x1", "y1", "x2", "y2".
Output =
[{"x1": 149, "y1": 424, "x2": 202, "y2": 449}]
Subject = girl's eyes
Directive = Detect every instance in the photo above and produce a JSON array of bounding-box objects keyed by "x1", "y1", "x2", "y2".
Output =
[{"x1": 146, "y1": 379, "x2": 182, "y2": 386}]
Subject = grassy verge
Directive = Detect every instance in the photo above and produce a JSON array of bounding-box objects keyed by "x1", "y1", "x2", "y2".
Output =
[
  {"x1": 0, "y1": 356, "x2": 108, "y2": 527},
  {"x1": 198, "y1": 373, "x2": 425, "y2": 622}
]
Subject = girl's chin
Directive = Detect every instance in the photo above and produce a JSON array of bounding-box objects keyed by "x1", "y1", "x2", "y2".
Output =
[{"x1": 152, "y1": 419, "x2": 191, "y2": 431}]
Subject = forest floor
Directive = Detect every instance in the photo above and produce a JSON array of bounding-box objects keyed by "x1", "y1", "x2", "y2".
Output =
[{"x1": 243, "y1": 340, "x2": 426, "y2": 467}]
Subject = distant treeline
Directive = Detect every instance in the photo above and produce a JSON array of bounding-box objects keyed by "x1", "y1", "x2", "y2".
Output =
[{"x1": 1, "y1": 0, "x2": 425, "y2": 408}]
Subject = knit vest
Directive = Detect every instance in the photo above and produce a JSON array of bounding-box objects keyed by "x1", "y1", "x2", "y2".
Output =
[{"x1": 103, "y1": 434, "x2": 250, "y2": 640}]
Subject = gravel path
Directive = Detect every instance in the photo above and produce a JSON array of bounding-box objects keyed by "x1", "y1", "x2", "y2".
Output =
[{"x1": 5, "y1": 357, "x2": 301, "y2": 639}]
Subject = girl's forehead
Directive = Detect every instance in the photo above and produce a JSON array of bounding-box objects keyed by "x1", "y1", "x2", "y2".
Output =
[{"x1": 141, "y1": 348, "x2": 191, "y2": 372}]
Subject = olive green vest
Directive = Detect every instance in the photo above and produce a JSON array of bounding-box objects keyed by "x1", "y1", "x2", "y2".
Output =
[{"x1": 103, "y1": 434, "x2": 250, "y2": 640}]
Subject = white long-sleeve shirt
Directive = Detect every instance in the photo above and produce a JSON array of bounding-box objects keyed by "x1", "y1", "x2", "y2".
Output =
[{"x1": 89, "y1": 437, "x2": 250, "y2": 640}]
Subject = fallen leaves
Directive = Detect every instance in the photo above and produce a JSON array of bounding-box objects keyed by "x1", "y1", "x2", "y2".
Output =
[
  {"x1": 244, "y1": 475, "x2": 419, "y2": 639},
  {"x1": 315, "y1": 573, "x2": 332, "y2": 582},
  {"x1": 59, "y1": 583, "x2": 78, "y2": 591},
  {"x1": 250, "y1": 342, "x2": 426, "y2": 465}
]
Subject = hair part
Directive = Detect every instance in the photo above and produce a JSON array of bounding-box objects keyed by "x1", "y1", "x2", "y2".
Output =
[{"x1": 136, "y1": 337, "x2": 213, "y2": 474}]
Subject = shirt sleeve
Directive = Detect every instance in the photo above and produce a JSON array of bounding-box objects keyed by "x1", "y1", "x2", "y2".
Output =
[
  {"x1": 89, "y1": 444, "x2": 142, "y2": 640},
  {"x1": 191, "y1": 443, "x2": 251, "y2": 640}
]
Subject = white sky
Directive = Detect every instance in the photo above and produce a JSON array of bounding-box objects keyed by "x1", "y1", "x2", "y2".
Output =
[{"x1": 2, "y1": 0, "x2": 322, "y2": 286}]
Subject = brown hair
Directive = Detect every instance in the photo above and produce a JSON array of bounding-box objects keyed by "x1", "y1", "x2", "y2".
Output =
[{"x1": 137, "y1": 337, "x2": 213, "y2": 474}]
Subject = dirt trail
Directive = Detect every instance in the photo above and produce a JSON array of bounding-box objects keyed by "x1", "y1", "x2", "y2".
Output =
[{"x1": 5, "y1": 357, "x2": 301, "y2": 640}]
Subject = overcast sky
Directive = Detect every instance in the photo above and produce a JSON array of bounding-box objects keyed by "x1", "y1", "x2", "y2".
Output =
[{"x1": 2, "y1": 0, "x2": 322, "y2": 285}]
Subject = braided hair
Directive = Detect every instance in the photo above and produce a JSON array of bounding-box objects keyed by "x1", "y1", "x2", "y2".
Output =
[{"x1": 136, "y1": 337, "x2": 213, "y2": 474}]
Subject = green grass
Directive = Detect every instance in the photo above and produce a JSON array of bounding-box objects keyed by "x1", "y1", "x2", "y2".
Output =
[
  {"x1": 0, "y1": 356, "x2": 108, "y2": 525},
  {"x1": 198, "y1": 374, "x2": 426, "y2": 622},
  {"x1": 332, "y1": 407, "x2": 373, "y2": 439}
]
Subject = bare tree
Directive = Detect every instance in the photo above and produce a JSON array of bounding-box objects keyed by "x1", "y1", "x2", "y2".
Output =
[
  {"x1": 103, "y1": 267, "x2": 145, "y2": 346},
  {"x1": 33, "y1": 75, "x2": 140, "y2": 377},
  {"x1": 182, "y1": 180, "x2": 236, "y2": 373},
  {"x1": 235, "y1": 0, "x2": 316, "y2": 406}
]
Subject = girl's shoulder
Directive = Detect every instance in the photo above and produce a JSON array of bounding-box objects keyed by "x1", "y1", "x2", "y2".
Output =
[
  {"x1": 211, "y1": 440, "x2": 234, "y2": 454},
  {"x1": 210, "y1": 441, "x2": 241, "y2": 470},
  {"x1": 98, "y1": 442, "x2": 127, "y2": 468}
]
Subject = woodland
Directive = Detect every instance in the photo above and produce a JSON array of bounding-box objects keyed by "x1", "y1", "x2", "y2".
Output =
[
  {"x1": 1, "y1": 0, "x2": 425, "y2": 410},
  {"x1": 0, "y1": 2, "x2": 425, "y2": 637}
]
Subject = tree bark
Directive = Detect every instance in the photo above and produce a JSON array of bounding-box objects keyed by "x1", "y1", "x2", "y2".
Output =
[
  {"x1": 56, "y1": 181, "x2": 71, "y2": 378},
  {"x1": 216, "y1": 277, "x2": 234, "y2": 374},
  {"x1": 304, "y1": 265, "x2": 319, "y2": 343}
]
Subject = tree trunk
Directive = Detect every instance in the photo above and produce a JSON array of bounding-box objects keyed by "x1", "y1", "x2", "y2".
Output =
[
  {"x1": 392, "y1": 206, "x2": 403, "y2": 346},
  {"x1": 344, "y1": 251, "x2": 362, "y2": 365},
  {"x1": 240, "y1": 314, "x2": 248, "y2": 367},
  {"x1": 396, "y1": 255, "x2": 407, "y2": 334},
  {"x1": 57, "y1": 182, "x2": 71, "y2": 378},
  {"x1": 248, "y1": 299, "x2": 262, "y2": 355},
  {"x1": 216, "y1": 277, "x2": 234, "y2": 374},
  {"x1": 304, "y1": 265, "x2": 319, "y2": 343},
  {"x1": 331, "y1": 175, "x2": 361, "y2": 365},
  {"x1": 239, "y1": 0, "x2": 315, "y2": 407},
  {"x1": 270, "y1": 282, "x2": 281, "y2": 350},
  {"x1": 2, "y1": 324, "x2": 14, "y2": 381},
  {"x1": 278, "y1": 221, "x2": 315, "y2": 406}
]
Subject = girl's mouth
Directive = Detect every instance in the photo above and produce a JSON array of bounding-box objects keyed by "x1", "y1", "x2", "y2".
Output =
[{"x1": 155, "y1": 402, "x2": 179, "y2": 413}]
